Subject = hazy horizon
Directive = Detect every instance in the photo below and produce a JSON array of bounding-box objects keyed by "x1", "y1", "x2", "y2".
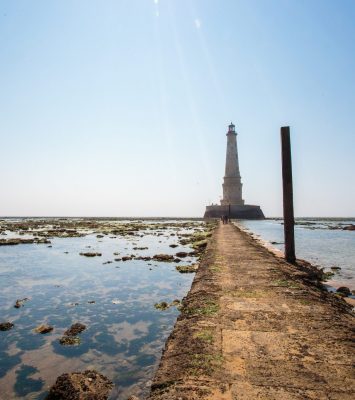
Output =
[
  {"x1": 1, "y1": 0, "x2": 354, "y2": 218},
  {"x1": 1, "y1": 215, "x2": 355, "y2": 219}
]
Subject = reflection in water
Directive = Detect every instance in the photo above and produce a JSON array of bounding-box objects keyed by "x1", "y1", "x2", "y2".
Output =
[
  {"x1": 0, "y1": 220, "x2": 202, "y2": 399},
  {"x1": 14, "y1": 365, "x2": 44, "y2": 397}
]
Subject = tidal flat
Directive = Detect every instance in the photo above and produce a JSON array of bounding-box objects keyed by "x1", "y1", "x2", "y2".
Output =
[{"x1": 0, "y1": 218, "x2": 213, "y2": 399}]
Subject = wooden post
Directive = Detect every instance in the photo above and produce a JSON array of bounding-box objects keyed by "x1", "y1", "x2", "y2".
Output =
[{"x1": 281, "y1": 126, "x2": 296, "y2": 263}]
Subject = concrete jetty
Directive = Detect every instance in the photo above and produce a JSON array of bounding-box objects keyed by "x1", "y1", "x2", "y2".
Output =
[{"x1": 149, "y1": 222, "x2": 354, "y2": 399}]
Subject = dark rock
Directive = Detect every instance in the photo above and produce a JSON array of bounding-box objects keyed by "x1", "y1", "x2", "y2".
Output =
[
  {"x1": 64, "y1": 323, "x2": 86, "y2": 336},
  {"x1": 35, "y1": 324, "x2": 53, "y2": 334},
  {"x1": 59, "y1": 323, "x2": 86, "y2": 346},
  {"x1": 0, "y1": 322, "x2": 14, "y2": 331},
  {"x1": 79, "y1": 252, "x2": 102, "y2": 257},
  {"x1": 343, "y1": 224, "x2": 355, "y2": 231},
  {"x1": 0, "y1": 238, "x2": 34, "y2": 245},
  {"x1": 14, "y1": 298, "x2": 29, "y2": 308},
  {"x1": 169, "y1": 244, "x2": 178, "y2": 248},
  {"x1": 176, "y1": 264, "x2": 198, "y2": 273},
  {"x1": 154, "y1": 301, "x2": 169, "y2": 310},
  {"x1": 336, "y1": 287, "x2": 351, "y2": 297},
  {"x1": 175, "y1": 251, "x2": 189, "y2": 258},
  {"x1": 153, "y1": 254, "x2": 175, "y2": 262},
  {"x1": 34, "y1": 238, "x2": 51, "y2": 244},
  {"x1": 59, "y1": 336, "x2": 81, "y2": 346},
  {"x1": 45, "y1": 370, "x2": 113, "y2": 400},
  {"x1": 135, "y1": 256, "x2": 152, "y2": 261}
]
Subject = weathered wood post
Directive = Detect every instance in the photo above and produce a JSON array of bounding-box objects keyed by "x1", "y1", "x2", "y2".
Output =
[{"x1": 281, "y1": 126, "x2": 296, "y2": 263}]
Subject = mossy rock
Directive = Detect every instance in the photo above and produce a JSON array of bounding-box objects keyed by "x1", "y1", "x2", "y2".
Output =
[{"x1": 176, "y1": 264, "x2": 198, "y2": 273}]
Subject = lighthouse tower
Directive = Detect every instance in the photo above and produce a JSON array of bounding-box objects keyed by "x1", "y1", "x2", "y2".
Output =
[
  {"x1": 203, "y1": 122, "x2": 264, "y2": 219},
  {"x1": 220, "y1": 123, "x2": 244, "y2": 206}
]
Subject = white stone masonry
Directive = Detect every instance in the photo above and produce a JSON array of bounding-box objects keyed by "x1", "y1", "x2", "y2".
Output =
[{"x1": 221, "y1": 123, "x2": 244, "y2": 206}]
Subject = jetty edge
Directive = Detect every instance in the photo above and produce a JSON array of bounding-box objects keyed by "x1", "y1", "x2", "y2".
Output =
[{"x1": 148, "y1": 221, "x2": 354, "y2": 400}]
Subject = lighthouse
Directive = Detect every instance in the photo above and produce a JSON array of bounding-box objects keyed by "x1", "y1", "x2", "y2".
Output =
[
  {"x1": 204, "y1": 123, "x2": 264, "y2": 219},
  {"x1": 220, "y1": 123, "x2": 244, "y2": 206}
]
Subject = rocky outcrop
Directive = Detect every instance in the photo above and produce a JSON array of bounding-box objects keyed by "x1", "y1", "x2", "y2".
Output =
[
  {"x1": 45, "y1": 370, "x2": 113, "y2": 400},
  {"x1": 0, "y1": 322, "x2": 14, "y2": 331},
  {"x1": 35, "y1": 324, "x2": 53, "y2": 334}
]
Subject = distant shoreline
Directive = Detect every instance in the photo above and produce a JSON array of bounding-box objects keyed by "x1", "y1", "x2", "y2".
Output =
[
  {"x1": 0, "y1": 216, "x2": 205, "y2": 220},
  {"x1": 1, "y1": 216, "x2": 355, "y2": 221}
]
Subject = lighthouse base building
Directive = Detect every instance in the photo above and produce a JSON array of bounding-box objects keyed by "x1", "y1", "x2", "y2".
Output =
[
  {"x1": 204, "y1": 203, "x2": 264, "y2": 219},
  {"x1": 204, "y1": 123, "x2": 265, "y2": 220}
]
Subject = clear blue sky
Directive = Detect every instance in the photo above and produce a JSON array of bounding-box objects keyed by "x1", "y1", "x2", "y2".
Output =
[{"x1": 1, "y1": 0, "x2": 354, "y2": 217}]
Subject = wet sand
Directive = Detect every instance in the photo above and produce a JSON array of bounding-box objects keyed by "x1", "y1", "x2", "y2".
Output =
[{"x1": 149, "y1": 222, "x2": 354, "y2": 399}]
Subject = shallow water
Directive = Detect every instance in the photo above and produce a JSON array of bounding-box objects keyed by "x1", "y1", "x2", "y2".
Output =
[
  {"x1": 0, "y1": 220, "x2": 203, "y2": 399},
  {"x1": 238, "y1": 218, "x2": 355, "y2": 292}
]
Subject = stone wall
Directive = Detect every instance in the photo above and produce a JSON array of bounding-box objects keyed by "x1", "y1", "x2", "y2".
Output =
[{"x1": 204, "y1": 204, "x2": 265, "y2": 220}]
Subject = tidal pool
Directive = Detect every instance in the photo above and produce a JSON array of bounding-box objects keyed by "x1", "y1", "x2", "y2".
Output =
[{"x1": 0, "y1": 219, "x2": 205, "y2": 399}]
